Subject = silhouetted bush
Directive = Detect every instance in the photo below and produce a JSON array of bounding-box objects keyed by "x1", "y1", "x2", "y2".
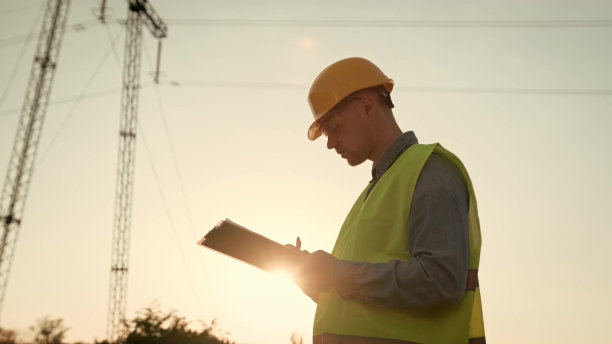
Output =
[
  {"x1": 115, "y1": 304, "x2": 234, "y2": 344},
  {"x1": 30, "y1": 317, "x2": 69, "y2": 344},
  {"x1": 0, "y1": 327, "x2": 17, "y2": 344}
]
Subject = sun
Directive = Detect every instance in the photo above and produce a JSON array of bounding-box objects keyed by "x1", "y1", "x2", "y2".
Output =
[
  {"x1": 300, "y1": 37, "x2": 315, "y2": 50},
  {"x1": 270, "y1": 268, "x2": 297, "y2": 284},
  {"x1": 247, "y1": 266, "x2": 302, "y2": 302}
]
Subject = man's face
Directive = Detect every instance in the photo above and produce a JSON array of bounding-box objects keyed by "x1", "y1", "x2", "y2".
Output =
[{"x1": 320, "y1": 97, "x2": 372, "y2": 166}]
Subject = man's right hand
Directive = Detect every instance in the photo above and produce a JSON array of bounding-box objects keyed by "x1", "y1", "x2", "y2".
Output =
[{"x1": 285, "y1": 239, "x2": 337, "y2": 303}]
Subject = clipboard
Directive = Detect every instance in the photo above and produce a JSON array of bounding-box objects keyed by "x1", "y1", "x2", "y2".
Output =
[{"x1": 197, "y1": 219, "x2": 302, "y2": 272}]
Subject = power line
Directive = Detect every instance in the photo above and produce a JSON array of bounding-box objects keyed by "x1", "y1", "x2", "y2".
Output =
[
  {"x1": 136, "y1": 122, "x2": 209, "y2": 317},
  {"x1": 165, "y1": 18, "x2": 612, "y2": 28},
  {"x1": 167, "y1": 80, "x2": 306, "y2": 90},
  {"x1": 0, "y1": 19, "x2": 102, "y2": 49},
  {"x1": 142, "y1": 41, "x2": 197, "y2": 238},
  {"x1": 1, "y1": 81, "x2": 609, "y2": 120},
  {"x1": 3, "y1": 16, "x2": 610, "y2": 49},
  {"x1": 396, "y1": 86, "x2": 612, "y2": 96},
  {"x1": 36, "y1": 27, "x2": 124, "y2": 169},
  {"x1": 0, "y1": 3, "x2": 41, "y2": 17},
  {"x1": 103, "y1": 19, "x2": 122, "y2": 69},
  {"x1": 0, "y1": 87, "x2": 126, "y2": 117},
  {"x1": 165, "y1": 80, "x2": 612, "y2": 96},
  {"x1": 142, "y1": 36, "x2": 216, "y2": 313}
]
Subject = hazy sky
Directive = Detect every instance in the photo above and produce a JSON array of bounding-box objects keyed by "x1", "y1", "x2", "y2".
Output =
[{"x1": 1, "y1": 1, "x2": 611, "y2": 343}]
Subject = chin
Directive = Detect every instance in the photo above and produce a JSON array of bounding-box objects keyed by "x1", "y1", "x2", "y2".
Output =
[{"x1": 347, "y1": 157, "x2": 366, "y2": 167}]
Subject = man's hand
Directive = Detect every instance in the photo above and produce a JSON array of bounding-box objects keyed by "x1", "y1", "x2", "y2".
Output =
[
  {"x1": 296, "y1": 250, "x2": 336, "y2": 291},
  {"x1": 286, "y1": 240, "x2": 337, "y2": 302}
]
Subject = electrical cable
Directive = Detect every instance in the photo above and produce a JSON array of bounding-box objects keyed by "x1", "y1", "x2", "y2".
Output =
[
  {"x1": 141, "y1": 37, "x2": 216, "y2": 313},
  {"x1": 0, "y1": 3, "x2": 40, "y2": 17},
  {"x1": 170, "y1": 80, "x2": 306, "y2": 90},
  {"x1": 3, "y1": 16, "x2": 611, "y2": 49},
  {"x1": 103, "y1": 19, "x2": 122, "y2": 68},
  {"x1": 165, "y1": 80, "x2": 612, "y2": 96},
  {"x1": 396, "y1": 86, "x2": 612, "y2": 96},
  {"x1": 136, "y1": 121, "x2": 209, "y2": 317},
  {"x1": 165, "y1": 18, "x2": 612, "y2": 28},
  {"x1": 2, "y1": 80, "x2": 609, "y2": 122},
  {"x1": 142, "y1": 42, "x2": 198, "y2": 237},
  {"x1": 7, "y1": 17, "x2": 607, "y2": 49},
  {"x1": 36, "y1": 27, "x2": 124, "y2": 169},
  {"x1": 0, "y1": 87, "x2": 129, "y2": 117},
  {"x1": 0, "y1": 18, "x2": 126, "y2": 119},
  {"x1": 0, "y1": 19, "x2": 103, "y2": 49}
]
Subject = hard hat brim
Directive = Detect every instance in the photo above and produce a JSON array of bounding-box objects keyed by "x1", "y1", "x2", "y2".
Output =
[{"x1": 307, "y1": 116, "x2": 325, "y2": 141}]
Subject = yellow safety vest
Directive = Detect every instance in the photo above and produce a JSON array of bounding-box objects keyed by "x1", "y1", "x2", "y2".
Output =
[{"x1": 313, "y1": 143, "x2": 485, "y2": 344}]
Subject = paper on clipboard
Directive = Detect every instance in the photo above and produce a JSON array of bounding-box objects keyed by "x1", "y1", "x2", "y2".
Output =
[{"x1": 197, "y1": 219, "x2": 302, "y2": 272}]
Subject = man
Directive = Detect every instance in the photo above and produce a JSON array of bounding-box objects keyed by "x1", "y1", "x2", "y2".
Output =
[{"x1": 288, "y1": 57, "x2": 485, "y2": 344}]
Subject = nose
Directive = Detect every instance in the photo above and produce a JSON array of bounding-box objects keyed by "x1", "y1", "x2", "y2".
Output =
[{"x1": 326, "y1": 135, "x2": 336, "y2": 150}]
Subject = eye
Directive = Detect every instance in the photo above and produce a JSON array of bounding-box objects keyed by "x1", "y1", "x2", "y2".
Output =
[{"x1": 321, "y1": 122, "x2": 338, "y2": 138}]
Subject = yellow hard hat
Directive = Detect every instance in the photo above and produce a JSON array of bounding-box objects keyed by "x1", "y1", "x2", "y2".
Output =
[{"x1": 307, "y1": 57, "x2": 394, "y2": 140}]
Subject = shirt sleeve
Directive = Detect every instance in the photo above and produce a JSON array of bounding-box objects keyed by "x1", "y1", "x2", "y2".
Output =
[{"x1": 331, "y1": 153, "x2": 470, "y2": 308}]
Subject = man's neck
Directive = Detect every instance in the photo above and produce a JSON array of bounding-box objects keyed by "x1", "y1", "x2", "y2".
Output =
[{"x1": 371, "y1": 127, "x2": 403, "y2": 164}]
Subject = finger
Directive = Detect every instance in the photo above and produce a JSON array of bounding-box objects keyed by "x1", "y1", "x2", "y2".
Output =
[{"x1": 285, "y1": 244, "x2": 300, "y2": 252}]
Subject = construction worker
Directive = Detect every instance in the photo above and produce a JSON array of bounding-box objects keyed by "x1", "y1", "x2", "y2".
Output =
[{"x1": 288, "y1": 57, "x2": 485, "y2": 344}]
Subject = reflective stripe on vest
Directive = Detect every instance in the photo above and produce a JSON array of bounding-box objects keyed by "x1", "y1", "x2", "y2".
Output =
[{"x1": 313, "y1": 143, "x2": 485, "y2": 344}]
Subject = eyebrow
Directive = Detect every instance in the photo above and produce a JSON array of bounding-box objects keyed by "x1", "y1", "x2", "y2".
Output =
[{"x1": 319, "y1": 111, "x2": 337, "y2": 129}]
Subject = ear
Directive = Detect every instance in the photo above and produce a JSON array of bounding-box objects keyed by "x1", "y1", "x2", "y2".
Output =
[{"x1": 359, "y1": 94, "x2": 375, "y2": 119}]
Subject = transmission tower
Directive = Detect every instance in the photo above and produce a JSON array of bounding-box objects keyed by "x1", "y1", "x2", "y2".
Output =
[
  {"x1": 0, "y1": 0, "x2": 71, "y2": 320},
  {"x1": 107, "y1": 1, "x2": 166, "y2": 341}
]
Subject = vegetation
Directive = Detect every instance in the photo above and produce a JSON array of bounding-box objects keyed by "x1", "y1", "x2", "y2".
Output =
[
  {"x1": 4, "y1": 304, "x2": 304, "y2": 343},
  {"x1": 30, "y1": 316, "x2": 69, "y2": 344},
  {"x1": 0, "y1": 327, "x2": 17, "y2": 344},
  {"x1": 114, "y1": 304, "x2": 234, "y2": 344}
]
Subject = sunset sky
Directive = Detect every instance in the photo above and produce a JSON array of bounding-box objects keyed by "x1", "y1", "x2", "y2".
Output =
[{"x1": 0, "y1": 1, "x2": 611, "y2": 343}]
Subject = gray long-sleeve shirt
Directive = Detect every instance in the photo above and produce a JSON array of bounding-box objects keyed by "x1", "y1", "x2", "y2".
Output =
[{"x1": 331, "y1": 131, "x2": 470, "y2": 308}]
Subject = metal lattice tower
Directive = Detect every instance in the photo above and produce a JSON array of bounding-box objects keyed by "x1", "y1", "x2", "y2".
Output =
[
  {"x1": 0, "y1": 0, "x2": 70, "y2": 320},
  {"x1": 107, "y1": 1, "x2": 166, "y2": 341}
]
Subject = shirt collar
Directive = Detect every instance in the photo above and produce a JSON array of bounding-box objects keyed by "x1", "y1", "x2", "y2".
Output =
[{"x1": 371, "y1": 131, "x2": 418, "y2": 182}]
